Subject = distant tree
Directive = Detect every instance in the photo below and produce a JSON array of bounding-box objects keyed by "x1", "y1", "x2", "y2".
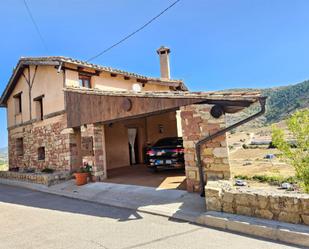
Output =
[{"x1": 272, "y1": 109, "x2": 309, "y2": 193}]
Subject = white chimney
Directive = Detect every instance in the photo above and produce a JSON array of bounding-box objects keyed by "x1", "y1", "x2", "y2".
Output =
[{"x1": 157, "y1": 46, "x2": 171, "y2": 79}]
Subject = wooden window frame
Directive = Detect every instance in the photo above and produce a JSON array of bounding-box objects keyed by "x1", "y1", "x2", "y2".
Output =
[
  {"x1": 78, "y1": 74, "x2": 92, "y2": 88},
  {"x1": 34, "y1": 95, "x2": 44, "y2": 121},
  {"x1": 13, "y1": 92, "x2": 22, "y2": 114}
]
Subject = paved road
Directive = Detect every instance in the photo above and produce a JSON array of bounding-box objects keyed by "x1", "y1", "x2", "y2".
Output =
[{"x1": 0, "y1": 184, "x2": 300, "y2": 249}]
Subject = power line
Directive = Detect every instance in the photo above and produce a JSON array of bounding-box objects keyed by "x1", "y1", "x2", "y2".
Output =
[
  {"x1": 86, "y1": 0, "x2": 181, "y2": 62},
  {"x1": 23, "y1": 0, "x2": 48, "y2": 52}
]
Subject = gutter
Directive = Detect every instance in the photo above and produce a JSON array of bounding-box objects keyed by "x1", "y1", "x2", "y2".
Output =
[{"x1": 196, "y1": 96, "x2": 267, "y2": 198}]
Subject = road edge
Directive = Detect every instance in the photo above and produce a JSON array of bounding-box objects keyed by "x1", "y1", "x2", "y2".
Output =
[{"x1": 1, "y1": 178, "x2": 308, "y2": 248}]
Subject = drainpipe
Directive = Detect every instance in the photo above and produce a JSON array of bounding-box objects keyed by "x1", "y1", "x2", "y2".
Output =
[{"x1": 196, "y1": 97, "x2": 267, "y2": 198}]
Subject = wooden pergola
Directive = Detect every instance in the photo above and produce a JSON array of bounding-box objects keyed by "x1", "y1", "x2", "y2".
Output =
[{"x1": 64, "y1": 87, "x2": 261, "y2": 128}]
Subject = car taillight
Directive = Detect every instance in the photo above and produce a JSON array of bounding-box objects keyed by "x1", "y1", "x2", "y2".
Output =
[
  {"x1": 147, "y1": 149, "x2": 155, "y2": 156},
  {"x1": 171, "y1": 148, "x2": 184, "y2": 154}
]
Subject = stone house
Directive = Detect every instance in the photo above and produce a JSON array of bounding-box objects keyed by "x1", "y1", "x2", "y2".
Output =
[{"x1": 0, "y1": 47, "x2": 263, "y2": 193}]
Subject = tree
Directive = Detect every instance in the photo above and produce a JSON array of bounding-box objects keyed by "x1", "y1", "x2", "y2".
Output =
[{"x1": 272, "y1": 109, "x2": 309, "y2": 193}]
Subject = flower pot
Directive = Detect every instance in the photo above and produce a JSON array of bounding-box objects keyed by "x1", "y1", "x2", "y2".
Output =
[{"x1": 74, "y1": 172, "x2": 89, "y2": 186}]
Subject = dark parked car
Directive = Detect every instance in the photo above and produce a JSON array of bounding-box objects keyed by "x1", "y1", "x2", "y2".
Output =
[{"x1": 146, "y1": 137, "x2": 184, "y2": 171}]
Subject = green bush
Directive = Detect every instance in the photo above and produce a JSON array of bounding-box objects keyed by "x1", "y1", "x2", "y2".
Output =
[
  {"x1": 234, "y1": 174, "x2": 298, "y2": 185},
  {"x1": 242, "y1": 144, "x2": 249, "y2": 149},
  {"x1": 272, "y1": 109, "x2": 309, "y2": 193}
]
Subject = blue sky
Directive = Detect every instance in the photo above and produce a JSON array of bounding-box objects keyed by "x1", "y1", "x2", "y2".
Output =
[{"x1": 1, "y1": 0, "x2": 309, "y2": 148}]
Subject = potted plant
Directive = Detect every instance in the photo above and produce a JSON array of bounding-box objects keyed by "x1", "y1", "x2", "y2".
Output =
[{"x1": 74, "y1": 163, "x2": 92, "y2": 186}]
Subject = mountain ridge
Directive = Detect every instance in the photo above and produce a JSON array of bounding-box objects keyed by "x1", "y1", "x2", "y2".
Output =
[{"x1": 224, "y1": 80, "x2": 309, "y2": 126}]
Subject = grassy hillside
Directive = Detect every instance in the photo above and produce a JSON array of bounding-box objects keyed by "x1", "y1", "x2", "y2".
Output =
[
  {"x1": 262, "y1": 81, "x2": 309, "y2": 123},
  {"x1": 225, "y1": 80, "x2": 309, "y2": 128}
]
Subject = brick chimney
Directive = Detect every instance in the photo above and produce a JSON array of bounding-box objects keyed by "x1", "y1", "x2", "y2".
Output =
[{"x1": 157, "y1": 46, "x2": 171, "y2": 79}]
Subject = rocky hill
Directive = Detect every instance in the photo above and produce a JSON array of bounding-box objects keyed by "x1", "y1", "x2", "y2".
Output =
[{"x1": 225, "y1": 80, "x2": 309, "y2": 128}]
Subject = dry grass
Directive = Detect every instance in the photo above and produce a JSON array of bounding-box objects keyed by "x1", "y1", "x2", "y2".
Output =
[
  {"x1": 227, "y1": 120, "x2": 296, "y2": 180},
  {"x1": 0, "y1": 164, "x2": 8, "y2": 171},
  {"x1": 230, "y1": 148, "x2": 295, "y2": 178}
]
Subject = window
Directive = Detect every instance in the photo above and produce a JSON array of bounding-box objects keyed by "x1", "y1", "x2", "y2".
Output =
[
  {"x1": 34, "y1": 95, "x2": 44, "y2": 121},
  {"x1": 16, "y1": 138, "x2": 24, "y2": 156},
  {"x1": 38, "y1": 147, "x2": 45, "y2": 161},
  {"x1": 13, "y1": 92, "x2": 22, "y2": 114},
  {"x1": 79, "y1": 75, "x2": 91, "y2": 88}
]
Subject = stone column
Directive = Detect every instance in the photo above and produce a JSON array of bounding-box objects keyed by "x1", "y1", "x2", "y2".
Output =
[
  {"x1": 71, "y1": 127, "x2": 82, "y2": 171},
  {"x1": 91, "y1": 123, "x2": 107, "y2": 181},
  {"x1": 60, "y1": 127, "x2": 82, "y2": 172},
  {"x1": 180, "y1": 104, "x2": 231, "y2": 193}
]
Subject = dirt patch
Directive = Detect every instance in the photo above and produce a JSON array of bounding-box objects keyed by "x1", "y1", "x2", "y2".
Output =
[{"x1": 229, "y1": 148, "x2": 295, "y2": 178}]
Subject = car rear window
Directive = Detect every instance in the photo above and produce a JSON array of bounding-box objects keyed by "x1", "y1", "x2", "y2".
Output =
[{"x1": 154, "y1": 137, "x2": 183, "y2": 147}]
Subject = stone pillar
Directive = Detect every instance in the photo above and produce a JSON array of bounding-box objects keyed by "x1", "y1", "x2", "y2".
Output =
[
  {"x1": 180, "y1": 104, "x2": 231, "y2": 193},
  {"x1": 61, "y1": 127, "x2": 82, "y2": 172},
  {"x1": 71, "y1": 127, "x2": 82, "y2": 171},
  {"x1": 91, "y1": 123, "x2": 107, "y2": 181}
]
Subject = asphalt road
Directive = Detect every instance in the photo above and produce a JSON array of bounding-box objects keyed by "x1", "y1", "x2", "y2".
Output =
[{"x1": 0, "y1": 184, "x2": 301, "y2": 249}]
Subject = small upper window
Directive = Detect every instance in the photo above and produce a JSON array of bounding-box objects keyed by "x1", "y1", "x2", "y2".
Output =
[
  {"x1": 13, "y1": 92, "x2": 22, "y2": 114},
  {"x1": 79, "y1": 75, "x2": 91, "y2": 88},
  {"x1": 34, "y1": 95, "x2": 44, "y2": 121}
]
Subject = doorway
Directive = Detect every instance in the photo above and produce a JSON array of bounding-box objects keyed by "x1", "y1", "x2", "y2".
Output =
[{"x1": 128, "y1": 128, "x2": 139, "y2": 165}]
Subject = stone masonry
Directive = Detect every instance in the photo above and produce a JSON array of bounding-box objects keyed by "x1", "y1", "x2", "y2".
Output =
[
  {"x1": 8, "y1": 114, "x2": 78, "y2": 172},
  {"x1": 80, "y1": 124, "x2": 106, "y2": 181},
  {"x1": 8, "y1": 113, "x2": 107, "y2": 181},
  {"x1": 0, "y1": 171, "x2": 71, "y2": 186},
  {"x1": 205, "y1": 181, "x2": 309, "y2": 225},
  {"x1": 180, "y1": 104, "x2": 231, "y2": 192}
]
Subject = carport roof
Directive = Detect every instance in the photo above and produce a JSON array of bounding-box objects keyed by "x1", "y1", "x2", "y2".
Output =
[
  {"x1": 64, "y1": 86, "x2": 261, "y2": 101},
  {"x1": 64, "y1": 87, "x2": 263, "y2": 128}
]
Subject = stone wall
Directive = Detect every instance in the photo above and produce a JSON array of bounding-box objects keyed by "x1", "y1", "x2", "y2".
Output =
[
  {"x1": 8, "y1": 114, "x2": 78, "y2": 172},
  {"x1": 205, "y1": 181, "x2": 309, "y2": 225},
  {"x1": 0, "y1": 171, "x2": 71, "y2": 186},
  {"x1": 180, "y1": 104, "x2": 231, "y2": 192},
  {"x1": 80, "y1": 124, "x2": 106, "y2": 181}
]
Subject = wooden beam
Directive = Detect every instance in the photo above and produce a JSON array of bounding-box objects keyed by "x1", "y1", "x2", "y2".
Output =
[
  {"x1": 64, "y1": 91, "x2": 258, "y2": 128},
  {"x1": 33, "y1": 94, "x2": 45, "y2": 101},
  {"x1": 137, "y1": 78, "x2": 148, "y2": 84},
  {"x1": 59, "y1": 66, "x2": 100, "y2": 76},
  {"x1": 65, "y1": 91, "x2": 205, "y2": 128}
]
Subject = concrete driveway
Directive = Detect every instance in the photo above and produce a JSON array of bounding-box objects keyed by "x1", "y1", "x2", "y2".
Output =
[
  {"x1": 0, "y1": 184, "x2": 300, "y2": 249},
  {"x1": 105, "y1": 164, "x2": 186, "y2": 190}
]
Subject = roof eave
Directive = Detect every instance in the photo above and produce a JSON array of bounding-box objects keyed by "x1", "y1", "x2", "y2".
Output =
[
  {"x1": 0, "y1": 56, "x2": 187, "y2": 107},
  {"x1": 0, "y1": 59, "x2": 61, "y2": 107},
  {"x1": 60, "y1": 59, "x2": 186, "y2": 87}
]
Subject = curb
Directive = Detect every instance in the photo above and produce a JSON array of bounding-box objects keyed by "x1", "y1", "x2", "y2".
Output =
[
  {"x1": 197, "y1": 212, "x2": 309, "y2": 248},
  {"x1": 1, "y1": 178, "x2": 308, "y2": 248}
]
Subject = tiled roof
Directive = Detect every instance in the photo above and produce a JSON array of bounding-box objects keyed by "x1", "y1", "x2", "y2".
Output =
[
  {"x1": 0, "y1": 56, "x2": 187, "y2": 107},
  {"x1": 19, "y1": 56, "x2": 185, "y2": 85},
  {"x1": 64, "y1": 86, "x2": 262, "y2": 102}
]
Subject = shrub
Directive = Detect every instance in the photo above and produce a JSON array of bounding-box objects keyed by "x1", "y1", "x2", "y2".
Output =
[
  {"x1": 41, "y1": 168, "x2": 54, "y2": 174},
  {"x1": 242, "y1": 144, "x2": 249, "y2": 149},
  {"x1": 272, "y1": 109, "x2": 309, "y2": 193},
  {"x1": 234, "y1": 174, "x2": 298, "y2": 185}
]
